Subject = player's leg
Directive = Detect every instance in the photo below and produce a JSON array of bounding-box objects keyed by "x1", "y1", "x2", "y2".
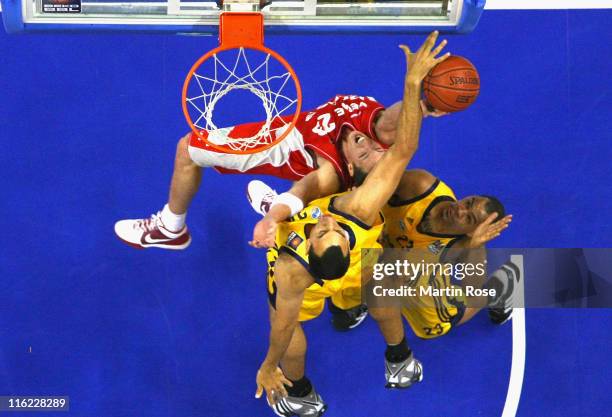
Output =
[
  {"x1": 328, "y1": 287, "x2": 368, "y2": 331},
  {"x1": 457, "y1": 256, "x2": 524, "y2": 326},
  {"x1": 368, "y1": 305, "x2": 423, "y2": 389},
  {"x1": 167, "y1": 133, "x2": 202, "y2": 219},
  {"x1": 457, "y1": 308, "x2": 480, "y2": 325},
  {"x1": 114, "y1": 133, "x2": 197, "y2": 250},
  {"x1": 268, "y1": 306, "x2": 326, "y2": 417},
  {"x1": 327, "y1": 300, "x2": 368, "y2": 331}
]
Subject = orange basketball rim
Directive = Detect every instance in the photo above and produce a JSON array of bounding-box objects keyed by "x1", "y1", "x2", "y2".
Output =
[{"x1": 182, "y1": 12, "x2": 303, "y2": 155}]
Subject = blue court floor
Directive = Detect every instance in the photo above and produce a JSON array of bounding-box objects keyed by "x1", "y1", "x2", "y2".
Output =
[{"x1": 1, "y1": 8, "x2": 611, "y2": 417}]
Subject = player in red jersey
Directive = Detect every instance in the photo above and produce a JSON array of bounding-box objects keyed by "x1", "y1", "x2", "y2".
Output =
[{"x1": 114, "y1": 39, "x2": 447, "y2": 250}]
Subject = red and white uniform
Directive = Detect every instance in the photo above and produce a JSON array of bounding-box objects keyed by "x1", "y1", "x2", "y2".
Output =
[{"x1": 188, "y1": 95, "x2": 386, "y2": 190}]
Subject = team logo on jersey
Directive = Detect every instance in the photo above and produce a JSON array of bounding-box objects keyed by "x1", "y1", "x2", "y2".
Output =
[
  {"x1": 286, "y1": 231, "x2": 304, "y2": 250},
  {"x1": 428, "y1": 240, "x2": 444, "y2": 255},
  {"x1": 311, "y1": 207, "x2": 322, "y2": 219}
]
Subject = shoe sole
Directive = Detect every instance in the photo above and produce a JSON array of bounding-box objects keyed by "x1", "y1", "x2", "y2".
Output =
[
  {"x1": 489, "y1": 256, "x2": 524, "y2": 325},
  {"x1": 115, "y1": 235, "x2": 192, "y2": 250},
  {"x1": 269, "y1": 399, "x2": 327, "y2": 417}
]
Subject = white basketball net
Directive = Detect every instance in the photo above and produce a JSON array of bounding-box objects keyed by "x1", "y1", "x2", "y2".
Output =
[{"x1": 185, "y1": 47, "x2": 299, "y2": 152}]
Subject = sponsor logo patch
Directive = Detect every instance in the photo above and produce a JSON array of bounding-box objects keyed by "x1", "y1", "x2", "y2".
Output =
[
  {"x1": 311, "y1": 207, "x2": 322, "y2": 219},
  {"x1": 286, "y1": 231, "x2": 304, "y2": 250}
]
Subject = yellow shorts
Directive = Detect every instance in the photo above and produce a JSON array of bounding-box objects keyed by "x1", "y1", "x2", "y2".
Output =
[
  {"x1": 402, "y1": 273, "x2": 466, "y2": 339},
  {"x1": 266, "y1": 247, "x2": 363, "y2": 321}
]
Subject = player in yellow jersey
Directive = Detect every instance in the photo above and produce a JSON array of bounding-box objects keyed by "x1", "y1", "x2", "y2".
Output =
[
  {"x1": 265, "y1": 194, "x2": 384, "y2": 323},
  {"x1": 383, "y1": 169, "x2": 506, "y2": 249},
  {"x1": 381, "y1": 168, "x2": 515, "y2": 338},
  {"x1": 253, "y1": 168, "x2": 516, "y2": 339},
  {"x1": 252, "y1": 32, "x2": 449, "y2": 417}
]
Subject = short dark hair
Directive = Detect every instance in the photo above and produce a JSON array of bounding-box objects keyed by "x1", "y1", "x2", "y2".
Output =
[
  {"x1": 308, "y1": 245, "x2": 350, "y2": 281},
  {"x1": 481, "y1": 195, "x2": 505, "y2": 222}
]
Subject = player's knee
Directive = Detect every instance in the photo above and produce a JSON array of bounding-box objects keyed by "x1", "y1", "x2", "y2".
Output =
[{"x1": 176, "y1": 133, "x2": 193, "y2": 163}]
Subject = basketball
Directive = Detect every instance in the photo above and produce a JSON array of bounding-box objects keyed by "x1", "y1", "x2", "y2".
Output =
[{"x1": 423, "y1": 55, "x2": 480, "y2": 113}]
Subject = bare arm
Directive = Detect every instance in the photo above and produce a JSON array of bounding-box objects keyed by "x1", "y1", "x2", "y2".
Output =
[
  {"x1": 375, "y1": 101, "x2": 449, "y2": 145},
  {"x1": 256, "y1": 255, "x2": 313, "y2": 403},
  {"x1": 337, "y1": 32, "x2": 450, "y2": 225},
  {"x1": 448, "y1": 213, "x2": 513, "y2": 251},
  {"x1": 250, "y1": 159, "x2": 341, "y2": 248},
  {"x1": 373, "y1": 101, "x2": 402, "y2": 145},
  {"x1": 286, "y1": 158, "x2": 342, "y2": 209},
  {"x1": 441, "y1": 213, "x2": 512, "y2": 303}
]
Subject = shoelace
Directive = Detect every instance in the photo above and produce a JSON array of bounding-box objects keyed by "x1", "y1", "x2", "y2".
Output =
[
  {"x1": 260, "y1": 191, "x2": 277, "y2": 214},
  {"x1": 262, "y1": 191, "x2": 277, "y2": 203},
  {"x1": 135, "y1": 212, "x2": 163, "y2": 231}
]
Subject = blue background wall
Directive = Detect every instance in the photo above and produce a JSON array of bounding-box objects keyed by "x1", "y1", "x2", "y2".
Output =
[{"x1": 1, "y1": 9, "x2": 611, "y2": 417}]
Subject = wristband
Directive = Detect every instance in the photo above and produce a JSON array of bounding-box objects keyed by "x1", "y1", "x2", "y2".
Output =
[{"x1": 271, "y1": 192, "x2": 304, "y2": 216}]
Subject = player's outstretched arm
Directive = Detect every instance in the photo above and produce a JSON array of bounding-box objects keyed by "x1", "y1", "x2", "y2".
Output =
[
  {"x1": 441, "y1": 212, "x2": 512, "y2": 284},
  {"x1": 337, "y1": 31, "x2": 450, "y2": 225},
  {"x1": 452, "y1": 213, "x2": 513, "y2": 250},
  {"x1": 256, "y1": 255, "x2": 311, "y2": 404},
  {"x1": 442, "y1": 214, "x2": 513, "y2": 305},
  {"x1": 250, "y1": 159, "x2": 341, "y2": 248},
  {"x1": 375, "y1": 101, "x2": 449, "y2": 144},
  {"x1": 288, "y1": 158, "x2": 342, "y2": 205}
]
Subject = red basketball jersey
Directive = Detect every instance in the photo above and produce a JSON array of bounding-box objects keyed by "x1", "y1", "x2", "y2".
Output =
[
  {"x1": 298, "y1": 95, "x2": 386, "y2": 188},
  {"x1": 188, "y1": 95, "x2": 386, "y2": 190}
]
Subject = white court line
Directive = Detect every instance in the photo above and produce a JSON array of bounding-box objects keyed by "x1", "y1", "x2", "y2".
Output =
[
  {"x1": 485, "y1": 0, "x2": 612, "y2": 9},
  {"x1": 501, "y1": 255, "x2": 526, "y2": 417}
]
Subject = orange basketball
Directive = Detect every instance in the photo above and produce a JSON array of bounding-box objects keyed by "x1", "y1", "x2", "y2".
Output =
[{"x1": 423, "y1": 55, "x2": 480, "y2": 113}]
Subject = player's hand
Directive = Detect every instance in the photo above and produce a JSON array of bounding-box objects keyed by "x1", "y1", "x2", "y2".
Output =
[
  {"x1": 400, "y1": 31, "x2": 450, "y2": 84},
  {"x1": 255, "y1": 365, "x2": 293, "y2": 405},
  {"x1": 249, "y1": 217, "x2": 278, "y2": 249},
  {"x1": 420, "y1": 100, "x2": 449, "y2": 118},
  {"x1": 467, "y1": 213, "x2": 513, "y2": 247}
]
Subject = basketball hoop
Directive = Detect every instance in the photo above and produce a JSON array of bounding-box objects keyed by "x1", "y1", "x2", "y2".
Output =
[{"x1": 182, "y1": 9, "x2": 302, "y2": 155}]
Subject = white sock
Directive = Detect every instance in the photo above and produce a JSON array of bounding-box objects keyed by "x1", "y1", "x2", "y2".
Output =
[{"x1": 160, "y1": 204, "x2": 186, "y2": 232}]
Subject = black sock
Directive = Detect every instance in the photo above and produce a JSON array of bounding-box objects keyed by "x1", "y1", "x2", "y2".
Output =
[
  {"x1": 285, "y1": 376, "x2": 313, "y2": 398},
  {"x1": 385, "y1": 336, "x2": 411, "y2": 363}
]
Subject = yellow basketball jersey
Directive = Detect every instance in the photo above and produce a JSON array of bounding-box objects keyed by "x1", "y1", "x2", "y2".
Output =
[
  {"x1": 381, "y1": 178, "x2": 466, "y2": 338},
  {"x1": 277, "y1": 192, "x2": 383, "y2": 284},
  {"x1": 381, "y1": 178, "x2": 460, "y2": 250},
  {"x1": 266, "y1": 192, "x2": 383, "y2": 321}
]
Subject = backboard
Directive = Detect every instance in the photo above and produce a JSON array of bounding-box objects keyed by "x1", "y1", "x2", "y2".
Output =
[{"x1": 1, "y1": 0, "x2": 486, "y2": 34}]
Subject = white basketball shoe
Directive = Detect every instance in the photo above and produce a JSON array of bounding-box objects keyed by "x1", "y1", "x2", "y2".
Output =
[
  {"x1": 114, "y1": 212, "x2": 191, "y2": 250},
  {"x1": 247, "y1": 180, "x2": 278, "y2": 216}
]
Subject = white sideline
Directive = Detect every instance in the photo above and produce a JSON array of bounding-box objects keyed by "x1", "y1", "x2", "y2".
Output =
[
  {"x1": 501, "y1": 255, "x2": 526, "y2": 417},
  {"x1": 485, "y1": 0, "x2": 612, "y2": 9}
]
